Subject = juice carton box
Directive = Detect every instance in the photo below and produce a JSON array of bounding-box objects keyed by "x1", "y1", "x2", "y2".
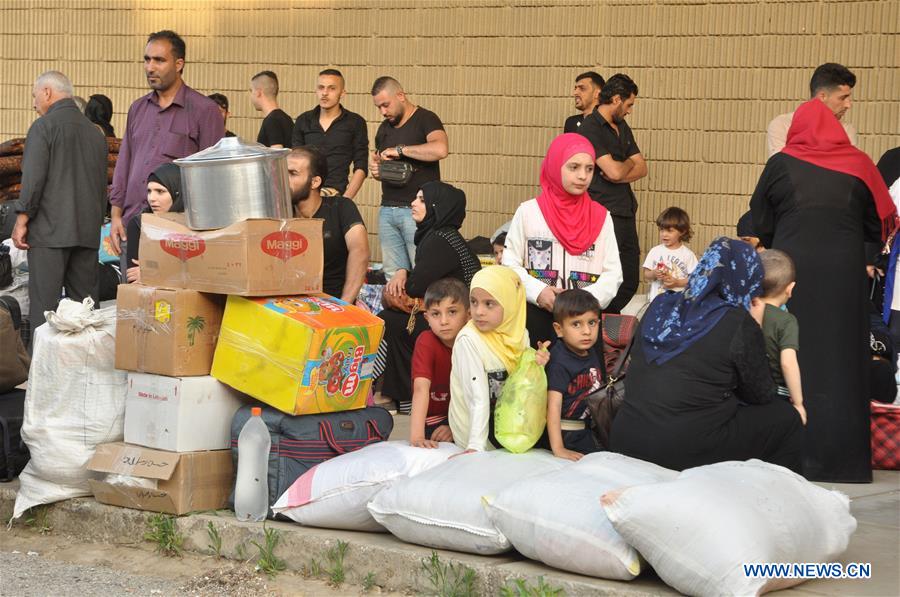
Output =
[{"x1": 211, "y1": 295, "x2": 384, "y2": 415}]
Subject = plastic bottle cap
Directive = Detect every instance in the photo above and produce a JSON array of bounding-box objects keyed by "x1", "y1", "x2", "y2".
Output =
[{"x1": 251, "y1": 407, "x2": 262, "y2": 416}]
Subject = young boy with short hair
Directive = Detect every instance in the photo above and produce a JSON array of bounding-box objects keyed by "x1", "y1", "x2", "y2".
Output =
[
  {"x1": 642, "y1": 207, "x2": 698, "y2": 300},
  {"x1": 409, "y1": 278, "x2": 471, "y2": 448},
  {"x1": 751, "y1": 249, "x2": 807, "y2": 425},
  {"x1": 492, "y1": 232, "x2": 507, "y2": 264},
  {"x1": 545, "y1": 289, "x2": 606, "y2": 461}
]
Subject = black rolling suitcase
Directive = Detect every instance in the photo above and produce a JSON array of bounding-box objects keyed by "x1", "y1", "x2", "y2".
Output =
[{"x1": 0, "y1": 388, "x2": 28, "y2": 481}]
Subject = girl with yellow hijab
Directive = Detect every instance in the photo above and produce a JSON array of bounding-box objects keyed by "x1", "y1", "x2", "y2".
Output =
[{"x1": 449, "y1": 266, "x2": 532, "y2": 452}]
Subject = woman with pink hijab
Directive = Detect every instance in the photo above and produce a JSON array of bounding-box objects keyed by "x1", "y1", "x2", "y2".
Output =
[{"x1": 502, "y1": 133, "x2": 623, "y2": 345}]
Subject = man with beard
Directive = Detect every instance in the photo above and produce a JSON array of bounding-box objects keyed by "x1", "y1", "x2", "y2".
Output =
[
  {"x1": 292, "y1": 69, "x2": 368, "y2": 198},
  {"x1": 369, "y1": 76, "x2": 448, "y2": 279},
  {"x1": 577, "y1": 73, "x2": 647, "y2": 313},
  {"x1": 108, "y1": 30, "x2": 223, "y2": 256},
  {"x1": 288, "y1": 146, "x2": 369, "y2": 303},
  {"x1": 564, "y1": 71, "x2": 605, "y2": 133}
]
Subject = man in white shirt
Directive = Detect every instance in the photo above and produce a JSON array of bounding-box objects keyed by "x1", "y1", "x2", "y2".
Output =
[{"x1": 766, "y1": 63, "x2": 858, "y2": 157}]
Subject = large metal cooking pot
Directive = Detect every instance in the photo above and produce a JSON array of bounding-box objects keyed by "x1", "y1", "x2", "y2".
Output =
[{"x1": 175, "y1": 136, "x2": 292, "y2": 230}]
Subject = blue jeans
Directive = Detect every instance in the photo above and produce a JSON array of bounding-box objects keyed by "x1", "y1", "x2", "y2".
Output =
[{"x1": 379, "y1": 206, "x2": 417, "y2": 279}]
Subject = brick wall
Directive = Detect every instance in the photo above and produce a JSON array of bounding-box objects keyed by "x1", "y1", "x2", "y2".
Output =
[{"x1": 1, "y1": 0, "x2": 897, "y2": 264}]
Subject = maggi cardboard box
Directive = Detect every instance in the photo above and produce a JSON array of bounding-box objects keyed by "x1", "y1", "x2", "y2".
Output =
[
  {"x1": 115, "y1": 284, "x2": 225, "y2": 377},
  {"x1": 138, "y1": 213, "x2": 323, "y2": 296},
  {"x1": 211, "y1": 295, "x2": 384, "y2": 415},
  {"x1": 88, "y1": 442, "x2": 233, "y2": 515}
]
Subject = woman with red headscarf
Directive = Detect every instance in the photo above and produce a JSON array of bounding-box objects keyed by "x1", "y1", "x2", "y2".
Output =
[
  {"x1": 502, "y1": 133, "x2": 623, "y2": 345},
  {"x1": 751, "y1": 98, "x2": 897, "y2": 483}
]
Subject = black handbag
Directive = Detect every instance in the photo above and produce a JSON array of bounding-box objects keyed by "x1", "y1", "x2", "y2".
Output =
[
  {"x1": 0, "y1": 245, "x2": 11, "y2": 288},
  {"x1": 228, "y1": 403, "x2": 394, "y2": 518},
  {"x1": 0, "y1": 200, "x2": 22, "y2": 242},
  {"x1": 585, "y1": 331, "x2": 634, "y2": 449},
  {"x1": 379, "y1": 160, "x2": 415, "y2": 186}
]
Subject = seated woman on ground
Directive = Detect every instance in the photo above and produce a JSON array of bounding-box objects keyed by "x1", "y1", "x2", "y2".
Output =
[
  {"x1": 502, "y1": 133, "x2": 622, "y2": 347},
  {"x1": 609, "y1": 237, "x2": 805, "y2": 473},
  {"x1": 376, "y1": 181, "x2": 481, "y2": 413},
  {"x1": 125, "y1": 162, "x2": 184, "y2": 284}
]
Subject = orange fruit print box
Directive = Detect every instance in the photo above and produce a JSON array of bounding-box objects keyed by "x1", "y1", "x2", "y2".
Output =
[{"x1": 211, "y1": 294, "x2": 384, "y2": 415}]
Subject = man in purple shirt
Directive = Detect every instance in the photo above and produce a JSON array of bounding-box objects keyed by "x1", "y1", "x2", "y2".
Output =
[{"x1": 108, "y1": 30, "x2": 223, "y2": 254}]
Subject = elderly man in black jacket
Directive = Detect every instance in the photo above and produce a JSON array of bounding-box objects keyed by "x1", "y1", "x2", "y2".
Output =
[{"x1": 11, "y1": 70, "x2": 108, "y2": 339}]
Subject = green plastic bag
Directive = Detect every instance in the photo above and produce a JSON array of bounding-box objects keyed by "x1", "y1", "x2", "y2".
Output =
[{"x1": 494, "y1": 348, "x2": 547, "y2": 453}]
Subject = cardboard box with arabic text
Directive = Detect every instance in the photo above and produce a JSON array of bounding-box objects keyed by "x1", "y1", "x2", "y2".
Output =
[
  {"x1": 87, "y1": 442, "x2": 233, "y2": 515},
  {"x1": 211, "y1": 294, "x2": 384, "y2": 415},
  {"x1": 138, "y1": 213, "x2": 323, "y2": 296},
  {"x1": 115, "y1": 284, "x2": 225, "y2": 377}
]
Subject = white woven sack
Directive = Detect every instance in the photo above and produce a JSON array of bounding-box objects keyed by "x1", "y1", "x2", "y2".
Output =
[
  {"x1": 272, "y1": 441, "x2": 462, "y2": 531},
  {"x1": 14, "y1": 298, "x2": 127, "y2": 519},
  {"x1": 367, "y1": 449, "x2": 569, "y2": 554},
  {"x1": 602, "y1": 459, "x2": 857, "y2": 597},
  {"x1": 484, "y1": 452, "x2": 677, "y2": 580}
]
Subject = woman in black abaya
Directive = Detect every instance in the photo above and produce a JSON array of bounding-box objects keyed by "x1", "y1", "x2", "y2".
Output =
[
  {"x1": 377, "y1": 181, "x2": 481, "y2": 413},
  {"x1": 750, "y1": 99, "x2": 897, "y2": 482}
]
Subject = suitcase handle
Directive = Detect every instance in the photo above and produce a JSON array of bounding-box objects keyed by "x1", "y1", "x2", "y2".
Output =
[{"x1": 319, "y1": 419, "x2": 387, "y2": 455}]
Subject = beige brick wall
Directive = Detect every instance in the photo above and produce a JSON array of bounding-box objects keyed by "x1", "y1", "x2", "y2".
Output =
[{"x1": 1, "y1": 0, "x2": 897, "y2": 264}]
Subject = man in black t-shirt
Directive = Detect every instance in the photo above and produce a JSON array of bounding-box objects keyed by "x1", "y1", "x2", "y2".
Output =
[
  {"x1": 577, "y1": 74, "x2": 647, "y2": 313},
  {"x1": 208, "y1": 93, "x2": 236, "y2": 138},
  {"x1": 369, "y1": 76, "x2": 448, "y2": 280},
  {"x1": 287, "y1": 146, "x2": 369, "y2": 303},
  {"x1": 563, "y1": 71, "x2": 604, "y2": 133},
  {"x1": 250, "y1": 71, "x2": 293, "y2": 148},
  {"x1": 292, "y1": 69, "x2": 369, "y2": 199}
]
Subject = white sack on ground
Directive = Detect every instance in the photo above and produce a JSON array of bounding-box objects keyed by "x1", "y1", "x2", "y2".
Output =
[
  {"x1": 14, "y1": 298, "x2": 127, "y2": 518},
  {"x1": 484, "y1": 452, "x2": 677, "y2": 580},
  {"x1": 272, "y1": 440, "x2": 462, "y2": 532},
  {"x1": 367, "y1": 449, "x2": 569, "y2": 554},
  {"x1": 602, "y1": 459, "x2": 857, "y2": 597}
]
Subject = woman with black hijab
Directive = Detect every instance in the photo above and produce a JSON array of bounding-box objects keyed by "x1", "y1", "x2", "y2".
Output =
[
  {"x1": 85, "y1": 94, "x2": 115, "y2": 138},
  {"x1": 750, "y1": 99, "x2": 897, "y2": 482},
  {"x1": 378, "y1": 180, "x2": 482, "y2": 413},
  {"x1": 124, "y1": 162, "x2": 184, "y2": 284}
]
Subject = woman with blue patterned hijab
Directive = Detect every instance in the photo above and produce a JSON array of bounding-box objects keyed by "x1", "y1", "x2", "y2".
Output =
[
  {"x1": 610, "y1": 237, "x2": 805, "y2": 473},
  {"x1": 642, "y1": 237, "x2": 764, "y2": 365}
]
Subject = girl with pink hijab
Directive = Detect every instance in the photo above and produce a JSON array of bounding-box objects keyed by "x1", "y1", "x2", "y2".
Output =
[{"x1": 502, "y1": 133, "x2": 623, "y2": 345}]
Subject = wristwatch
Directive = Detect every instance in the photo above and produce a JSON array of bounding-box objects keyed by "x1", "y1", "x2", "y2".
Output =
[{"x1": 395, "y1": 145, "x2": 405, "y2": 158}]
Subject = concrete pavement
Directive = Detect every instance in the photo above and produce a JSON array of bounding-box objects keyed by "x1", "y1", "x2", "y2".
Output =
[{"x1": 2, "y1": 417, "x2": 897, "y2": 596}]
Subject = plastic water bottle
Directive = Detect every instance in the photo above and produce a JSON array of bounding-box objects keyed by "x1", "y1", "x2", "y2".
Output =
[{"x1": 235, "y1": 407, "x2": 270, "y2": 522}]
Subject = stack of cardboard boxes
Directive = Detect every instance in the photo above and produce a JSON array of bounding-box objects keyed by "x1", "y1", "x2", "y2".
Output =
[{"x1": 88, "y1": 212, "x2": 384, "y2": 515}]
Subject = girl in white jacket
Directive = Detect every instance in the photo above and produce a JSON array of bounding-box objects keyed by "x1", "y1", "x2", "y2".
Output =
[{"x1": 502, "y1": 133, "x2": 623, "y2": 345}]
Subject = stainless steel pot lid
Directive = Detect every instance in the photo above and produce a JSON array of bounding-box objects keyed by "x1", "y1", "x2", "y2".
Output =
[{"x1": 175, "y1": 136, "x2": 289, "y2": 165}]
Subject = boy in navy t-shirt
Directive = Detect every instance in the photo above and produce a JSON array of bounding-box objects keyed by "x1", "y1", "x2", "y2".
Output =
[
  {"x1": 409, "y1": 278, "x2": 470, "y2": 448},
  {"x1": 545, "y1": 289, "x2": 605, "y2": 460}
]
